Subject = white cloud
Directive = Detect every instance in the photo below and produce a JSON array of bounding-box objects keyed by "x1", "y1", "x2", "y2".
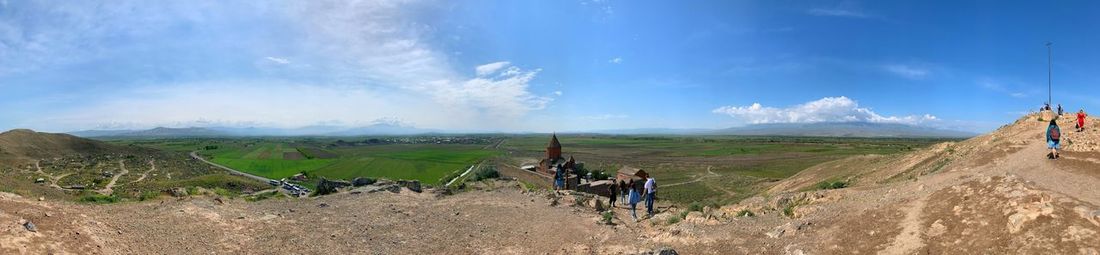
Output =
[
  {"x1": 807, "y1": 8, "x2": 868, "y2": 18},
  {"x1": 553, "y1": 90, "x2": 563, "y2": 96},
  {"x1": 265, "y1": 57, "x2": 290, "y2": 64},
  {"x1": 884, "y1": 64, "x2": 928, "y2": 79},
  {"x1": 978, "y1": 78, "x2": 1029, "y2": 98},
  {"x1": 8, "y1": 0, "x2": 552, "y2": 131},
  {"x1": 475, "y1": 61, "x2": 510, "y2": 76},
  {"x1": 712, "y1": 96, "x2": 938, "y2": 125},
  {"x1": 608, "y1": 57, "x2": 622, "y2": 64}
]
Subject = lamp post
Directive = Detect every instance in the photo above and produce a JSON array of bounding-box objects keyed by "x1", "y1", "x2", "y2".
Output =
[{"x1": 1047, "y1": 42, "x2": 1052, "y2": 106}]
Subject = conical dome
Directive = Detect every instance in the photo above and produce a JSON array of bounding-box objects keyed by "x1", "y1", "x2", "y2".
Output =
[{"x1": 548, "y1": 133, "x2": 562, "y2": 148}]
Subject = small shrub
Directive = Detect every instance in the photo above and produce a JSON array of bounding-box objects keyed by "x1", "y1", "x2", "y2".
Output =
[
  {"x1": 472, "y1": 166, "x2": 501, "y2": 181},
  {"x1": 816, "y1": 180, "x2": 849, "y2": 190},
  {"x1": 783, "y1": 203, "x2": 797, "y2": 217},
  {"x1": 602, "y1": 211, "x2": 614, "y2": 225},
  {"x1": 138, "y1": 191, "x2": 160, "y2": 201},
  {"x1": 679, "y1": 211, "x2": 690, "y2": 219},
  {"x1": 688, "y1": 202, "x2": 704, "y2": 212},
  {"x1": 737, "y1": 209, "x2": 755, "y2": 217},
  {"x1": 666, "y1": 215, "x2": 682, "y2": 225}
]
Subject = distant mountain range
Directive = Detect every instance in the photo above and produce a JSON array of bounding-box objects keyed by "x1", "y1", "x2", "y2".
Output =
[
  {"x1": 69, "y1": 123, "x2": 437, "y2": 138},
  {"x1": 67, "y1": 122, "x2": 976, "y2": 138}
]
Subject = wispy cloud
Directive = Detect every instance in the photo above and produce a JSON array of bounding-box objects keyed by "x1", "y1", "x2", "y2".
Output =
[
  {"x1": 475, "y1": 61, "x2": 510, "y2": 76},
  {"x1": 4, "y1": 0, "x2": 552, "y2": 131},
  {"x1": 978, "y1": 78, "x2": 1030, "y2": 99},
  {"x1": 883, "y1": 64, "x2": 929, "y2": 79},
  {"x1": 265, "y1": 57, "x2": 290, "y2": 64},
  {"x1": 712, "y1": 96, "x2": 938, "y2": 125},
  {"x1": 608, "y1": 57, "x2": 622, "y2": 64},
  {"x1": 807, "y1": 8, "x2": 868, "y2": 18},
  {"x1": 553, "y1": 90, "x2": 563, "y2": 96}
]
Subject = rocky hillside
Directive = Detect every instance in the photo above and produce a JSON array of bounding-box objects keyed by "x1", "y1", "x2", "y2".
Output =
[
  {"x1": 0, "y1": 129, "x2": 139, "y2": 162},
  {"x1": 2, "y1": 113, "x2": 1100, "y2": 254}
]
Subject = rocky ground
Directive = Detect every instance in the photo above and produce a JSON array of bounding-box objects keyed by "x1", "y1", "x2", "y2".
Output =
[{"x1": 2, "y1": 113, "x2": 1100, "y2": 254}]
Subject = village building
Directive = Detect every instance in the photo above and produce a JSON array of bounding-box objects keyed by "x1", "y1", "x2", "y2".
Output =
[{"x1": 616, "y1": 166, "x2": 648, "y2": 183}]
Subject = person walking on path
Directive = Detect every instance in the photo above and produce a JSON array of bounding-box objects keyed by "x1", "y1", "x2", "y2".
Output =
[
  {"x1": 627, "y1": 180, "x2": 641, "y2": 221},
  {"x1": 618, "y1": 180, "x2": 627, "y2": 206},
  {"x1": 1047, "y1": 119, "x2": 1062, "y2": 159},
  {"x1": 608, "y1": 181, "x2": 618, "y2": 208},
  {"x1": 644, "y1": 175, "x2": 657, "y2": 216},
  {"x1": 1077, "y1": 109, "x2": 1088, "y2": 132}
]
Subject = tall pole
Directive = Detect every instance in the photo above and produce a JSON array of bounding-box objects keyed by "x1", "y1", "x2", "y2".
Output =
[{"x1": 1047, "y1": 42, "x2": 1052, "y2": 106}]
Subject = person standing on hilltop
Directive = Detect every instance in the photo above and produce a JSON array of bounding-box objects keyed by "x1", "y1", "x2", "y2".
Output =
[
  {"x1": 644, "y1": 175, "x2": 657, "y2": 217},
  {"x1": 1077, "y1": 109, "x2": 1088, "y2": 132},
  {"x1": 1047, "y1": 119, "x2": 1062, "y2": 159},
  {"x1": 1058, "y1": 104, "x2": 1064, "y2": 116},
  {"x1": 627, "y1": 180, "x2": 641, "y2": 221},
  {"x1": 618, "y1": 180, "x2": 627, "y2": 206},
  {"x1": 608, "y1": 181, "x2": 618, "y2": 208}
]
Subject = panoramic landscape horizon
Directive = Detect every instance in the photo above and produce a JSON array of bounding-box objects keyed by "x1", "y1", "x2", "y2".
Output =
[{"x1": 3, "y1": 1, "x2": 1100, "y2": 254}]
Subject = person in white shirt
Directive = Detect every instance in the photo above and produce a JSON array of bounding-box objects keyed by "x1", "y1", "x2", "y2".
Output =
[{"x1": 644, "y1": 175, "x2": 656, "y2": 216}]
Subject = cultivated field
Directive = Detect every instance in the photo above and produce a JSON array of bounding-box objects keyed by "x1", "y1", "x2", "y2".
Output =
[{"x1": 119, "y1": 138, "x2": 499, "y2": 185}]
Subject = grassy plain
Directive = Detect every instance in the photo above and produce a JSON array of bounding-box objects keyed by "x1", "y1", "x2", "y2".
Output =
[{"x1": 123, "y1": 139, "x2": 497, "y2": 185}]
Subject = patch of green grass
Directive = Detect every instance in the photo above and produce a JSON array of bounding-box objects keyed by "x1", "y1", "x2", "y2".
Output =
[
  {"x1": 602, "y1": 211, "x2": 615, "y2": 225},
  {"x1": 667, "y1": 215, "x2": 682, "y2": 225},
  {"x1": 138, "y1": 191, "x2": 160, "y2": 201},
  {"x1": 816, "y1": 180, "x2": 849, "y2": 190},
  {"x1": 80, "y1": 194, "x2": 121, "y2": 204},
  {"x1": 688, "y1": 201, "x2": 704, "y2": 213}
]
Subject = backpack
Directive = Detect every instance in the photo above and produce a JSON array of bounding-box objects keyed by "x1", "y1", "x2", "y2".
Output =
[{"x1": 1049, "y1": 126, "x2": 1061, "y2": 141}]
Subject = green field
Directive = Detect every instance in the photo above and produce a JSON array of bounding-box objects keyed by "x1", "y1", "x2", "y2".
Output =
[
  {"x1": 116, "y1": 135, "x2": 949, "y2": 204},
  {"x1": 145, "y1": 139, "x2": 500, "y2": 185}
]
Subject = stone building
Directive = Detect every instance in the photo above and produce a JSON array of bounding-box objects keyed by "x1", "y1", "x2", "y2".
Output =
[{"x1": 538, "y1": 134, "x2": 580, "y2": 189}]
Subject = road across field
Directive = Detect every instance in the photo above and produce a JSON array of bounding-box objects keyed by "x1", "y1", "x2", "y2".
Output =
[{"x1": 190, "y1": 151, "x2": 273, "y2": 183}]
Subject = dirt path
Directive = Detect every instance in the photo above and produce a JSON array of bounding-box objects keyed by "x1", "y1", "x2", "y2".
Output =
[
  {"x1": 445, "y1": 163, "x2": 481, "y2": 187},
  {"x1": 663, "y1": 166, "x2": 719, "y2": 187},
  {"x1": 97, "y1": 160, "x2": 128, "y2": 195},
  {"x1": 880, "y1": 196, "x2": 928, "y2": 254},
  {"x1": 126, "y1": 160, "x2": 156, "y2": 185},
  {"x1": 33, "y1": 160, "x2": 70, "y2": 189},
  {"x1": 190, "y1": 151, "x2": 272, "y2": 183},
  {"x1": 1000, "y1": 140, "x2": 1100, "y2": 205}
]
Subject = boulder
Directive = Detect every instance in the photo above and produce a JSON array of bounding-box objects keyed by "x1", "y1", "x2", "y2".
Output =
[
  {"x1": 23, "y1": 221, "x2": 37, "y2": 232},
  {"x1": 397, "y1": 180, "x2": 422, "y2": 193},
  {"x1": 316, "y1": 178, "x2": 352, "y2": 195},
  {"x1": 352, "y1": 177, "x2": 376, "y2": 187},
  {"x1": 168, "y1": 187, "x2": 188, "y2": 197},
  {"x1": 639, "y1": 247, "x2": 678, "y2": 255}
]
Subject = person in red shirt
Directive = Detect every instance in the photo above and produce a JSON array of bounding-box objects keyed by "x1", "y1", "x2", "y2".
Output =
[{"x1": 1077, "y1": 109, "x2": 1087, "y2": 132}]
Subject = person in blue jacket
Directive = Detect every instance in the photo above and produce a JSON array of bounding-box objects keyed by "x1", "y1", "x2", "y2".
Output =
[{"x1": 1047, "y1": 119, "x2": 1061, "y2": 159}]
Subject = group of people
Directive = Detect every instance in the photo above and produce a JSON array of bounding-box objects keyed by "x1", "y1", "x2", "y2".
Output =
[
  {"x1": 607, "y1": 175, "x2": 657, "y2": 221},
  {"x1": 1045, "y1": 105, "x2": 1088, "y2": 160}
]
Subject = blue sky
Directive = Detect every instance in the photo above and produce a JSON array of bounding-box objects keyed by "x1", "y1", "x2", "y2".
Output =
[{"x1": 2, "y1": 1, "x2": 1099, "y2": 133}]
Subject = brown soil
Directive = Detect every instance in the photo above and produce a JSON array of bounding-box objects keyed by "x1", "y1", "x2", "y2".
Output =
[{"x1": 283, "y1": 152, "x2": 304, "y2": 160}]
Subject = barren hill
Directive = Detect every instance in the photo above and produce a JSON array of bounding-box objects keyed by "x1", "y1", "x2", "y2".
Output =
[
  {"x1": 2, "y1": 113, "x2": 1100, "y2": 254},
  {"x1": 0, "y1": 129, "x2": 138, "y2": 162}
]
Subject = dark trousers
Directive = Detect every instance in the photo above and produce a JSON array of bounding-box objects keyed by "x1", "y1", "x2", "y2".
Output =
[{"x1": 645, "y1": 192, "x2": 656, "y2": 215}]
